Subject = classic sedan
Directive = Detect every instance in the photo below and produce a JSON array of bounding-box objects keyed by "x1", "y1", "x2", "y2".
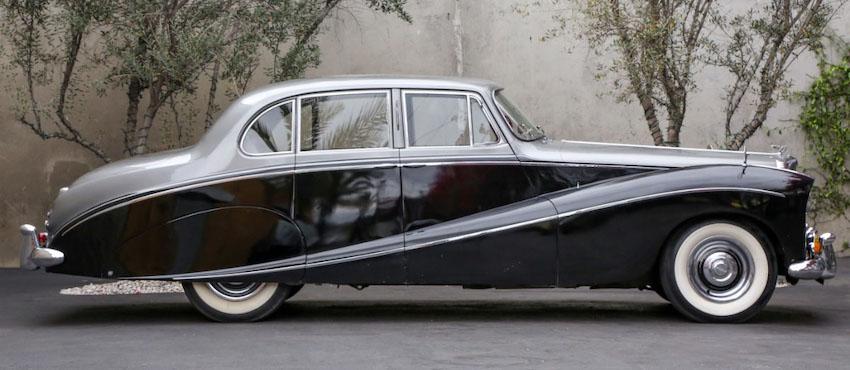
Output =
[{"x1": 20, "y1": 75, "x2": 837, "y2": 322}]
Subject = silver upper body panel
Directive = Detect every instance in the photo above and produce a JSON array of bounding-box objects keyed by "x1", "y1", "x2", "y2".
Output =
[{"x1": 45, "y1": 75, "x2": 791, "y2": 235}]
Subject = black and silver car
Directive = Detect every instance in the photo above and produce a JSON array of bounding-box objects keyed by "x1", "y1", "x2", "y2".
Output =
[{"x1": 20, "y1": 75, "x2": 837, "y2": 322}]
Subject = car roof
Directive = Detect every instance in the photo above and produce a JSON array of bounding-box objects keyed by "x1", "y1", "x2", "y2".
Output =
[{"x1": 237, "y1": 74, "x2": 503, "y2": 103}]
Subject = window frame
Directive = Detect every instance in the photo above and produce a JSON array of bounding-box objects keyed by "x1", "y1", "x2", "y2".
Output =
[
  {"x1": 401, "y1": 89, "x2": 502, "y2": 149},
  {"x1": 239, "y1": 100, "x2": 296, "y2": 157},
  {"x1": 295, "y1": 89, "x2": 394, "y2": 153},
  {"x1": 469, "y1": 95, "x2": 502, "y2": 146},
  {"x1": 492, "y1": 89, "x2": 546, "y2": 142}
]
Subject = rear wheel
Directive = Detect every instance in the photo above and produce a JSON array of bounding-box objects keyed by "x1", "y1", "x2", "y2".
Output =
[
  {"x1": 182, "y1": 281, "x2": 301, "y2": 322},
  {"x1": 659, "y1": 221, "x2": 777, "y2": 323}
]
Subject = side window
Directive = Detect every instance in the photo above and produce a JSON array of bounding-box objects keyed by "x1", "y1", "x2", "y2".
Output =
[
  {"x1": 242, "y1": 101, "x2": 294, "y2": 154},
  {"x1": 300, "y1": 92, "x2": 390, "y2": 151},
  {"x1": 406, "y1": 93, "x2": 470, "y2": 147},
  {"x1": 471, "y1": 98, "x2": 498, "y2": 145}
]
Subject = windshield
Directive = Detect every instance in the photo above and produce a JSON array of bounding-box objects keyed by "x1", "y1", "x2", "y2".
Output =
[{"x1": 494, "y1": 90, "x2": 546, "y2": 141}]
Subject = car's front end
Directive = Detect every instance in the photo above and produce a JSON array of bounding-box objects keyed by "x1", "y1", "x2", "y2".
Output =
[{"x1": 787, "y1": 226, "x2": 839, "y2": 282}]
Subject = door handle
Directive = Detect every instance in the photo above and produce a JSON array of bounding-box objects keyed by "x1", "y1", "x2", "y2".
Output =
[
  {"x1": 402, "y1": 163, "x2": 425, "y2": 168},
  {"x1": 373, "y1": 163, "x2": 398, "y2": 169}
]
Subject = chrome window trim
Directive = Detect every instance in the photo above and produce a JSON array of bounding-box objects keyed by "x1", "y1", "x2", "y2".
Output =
[
  {"x1": 401, "y1": 89, "x2": 503, "y2": 149},
  {"x1": 295, "y1": 89, "x2": 393, "y2": 153},
  {"x1": 238, "y1": 100, "x2": 295, "y2": 157},
  {"x1": 492, "y1": 89, "x2": 549, "y2": 142},
  {"x1": 469, "y1": 95, "x2": 502, "y2": 146}
]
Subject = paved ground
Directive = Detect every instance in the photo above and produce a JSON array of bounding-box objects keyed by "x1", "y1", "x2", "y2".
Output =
[{"x1": 1, "y1": 262, "x2": 849, "y2": 369}]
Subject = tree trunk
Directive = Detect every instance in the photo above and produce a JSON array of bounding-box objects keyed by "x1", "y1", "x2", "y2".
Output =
[
  {"x1": 727, "y1": 99, "x2": 770, "y2": 151},
  {"x1": 133, "y1": 103, "x2": 161, "y2": 156},
  {"x1": 132, "y1": 80, "x2": 164, "y2": 156},
  {"x1": 204, "y1": 60, "x2": 220, "y2": 130},
  {"x1": 125, "y1": 76, "x2": 143, "y2": 154},
  {"x1": 637, "y1": 91, "x2": 664, "y2": 146}
]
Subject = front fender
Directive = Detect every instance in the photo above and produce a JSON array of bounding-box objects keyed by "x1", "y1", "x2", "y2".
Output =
[{"x1": 544, "y1": 165, "x2": 813, "y2": 287}]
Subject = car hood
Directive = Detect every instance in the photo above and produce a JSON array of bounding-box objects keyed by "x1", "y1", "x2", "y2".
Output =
[{"x1": 513, "y1": 139, "x2": 788, "y2": 169}]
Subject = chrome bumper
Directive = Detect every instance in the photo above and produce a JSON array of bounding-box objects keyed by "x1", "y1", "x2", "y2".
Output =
[
  {"x1": 788, "y1": 231, "x2": 837, "y2": 281},
  {"x1": 19, "y1": 224, "x2": 64, "y2": 270}
]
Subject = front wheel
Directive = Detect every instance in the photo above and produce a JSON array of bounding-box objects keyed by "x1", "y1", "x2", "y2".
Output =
[
  {"x1": 182, "y1": 282, "x2": 301, "y2": 322},
  {"x1": 659, "y1": 221, "x2": 777, "y2": 323}
]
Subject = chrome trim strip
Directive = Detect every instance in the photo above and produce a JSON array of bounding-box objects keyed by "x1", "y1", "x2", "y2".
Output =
[
  {"x1": 405, "y1": 215, "x2": 558, "y2": 251},
  {"x1": 128, "y1": 256, "x2": 306, "y2": 280},
  {"x1": 556, "y1": 187, "x2": 786, "y2": 219},
  {"x1": 59, "y1": 157, "x2": 527, "y2": 236},
  {"x1": 750, "y1": 164, "x2": 813, "y2": 178},
  {"x1": 305, "y1": 246, "x2": 406, "y2": 269},
  {"x1": 562, "y1": 139, "x2": 779, "y2": 155},
  {"x1": 59, "y1": 167, "x2": 297, "y2": 236},
  {"x1": 520, "y1": 161, "x2": 662, "y2": 170},
  {"x1": 126, "y1": 213, "x2": 559, "y2": 281},
  {"x1": 128, "y1": 245, "x2": 407, "y2": 281},
  {"x1": 400, "y1": 160, "x2": 521, "y2": 167}
]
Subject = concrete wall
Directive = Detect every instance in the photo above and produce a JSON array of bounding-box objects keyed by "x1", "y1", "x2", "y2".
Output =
[{"x1": 1, "y1": 0, "x2": 848, "y2": 267}]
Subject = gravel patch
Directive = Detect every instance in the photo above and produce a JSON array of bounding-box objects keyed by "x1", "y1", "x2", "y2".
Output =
[{"x1": 60, "y1": 281, "x2": 183, "y2": 295}]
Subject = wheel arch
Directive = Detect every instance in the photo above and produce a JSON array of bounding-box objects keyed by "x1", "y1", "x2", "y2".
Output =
[{"x1": 652, "y1": 211, "x2": 786, "y2": 284}]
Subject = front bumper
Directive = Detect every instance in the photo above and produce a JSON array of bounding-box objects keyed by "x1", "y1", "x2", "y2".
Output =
[
  {"x1": 19, "y1": 224, "x2": 64, "y2": 270},
  {"x1": 787, "y1": 231, "x2": 838, "y2": 281}
]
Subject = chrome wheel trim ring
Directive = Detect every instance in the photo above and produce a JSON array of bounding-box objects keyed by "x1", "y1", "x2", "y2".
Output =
[
  {"x1": 206, "y1": 282, "x2": 267, "y2": 302},
  {"x1": 687, "y1": 236, "x2": 755, "y2": 303}
]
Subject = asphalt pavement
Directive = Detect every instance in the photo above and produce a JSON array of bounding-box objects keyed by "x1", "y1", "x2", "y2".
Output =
[{"x1": 1, "y1": 261, "x2": 849, "y2": 369}]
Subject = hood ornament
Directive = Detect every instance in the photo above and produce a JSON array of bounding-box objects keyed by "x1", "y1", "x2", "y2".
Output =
[{"x1": 771, "y1": 144, "x2": 788, "y2": 158}]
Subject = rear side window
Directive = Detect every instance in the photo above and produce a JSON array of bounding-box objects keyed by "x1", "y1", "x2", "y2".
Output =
[
  {"x1": 300, "y1": 92, "x2": 391, "y2": 151},
  {"x1": 242, "y1": 101, "x2": 294, "y2": 154}
]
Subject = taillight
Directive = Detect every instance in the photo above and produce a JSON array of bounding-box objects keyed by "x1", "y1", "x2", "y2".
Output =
[{"x1": 37, "y1": 232, "x2": 48, "y2": 245}]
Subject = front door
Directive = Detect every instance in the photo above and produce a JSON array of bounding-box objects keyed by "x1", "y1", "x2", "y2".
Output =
[
  {"x1": 292, "y1": 89, "x2": 405, "y2": 284},
  {"x1": 399, "y1": 90, "x2": 556, "y2": 286}
]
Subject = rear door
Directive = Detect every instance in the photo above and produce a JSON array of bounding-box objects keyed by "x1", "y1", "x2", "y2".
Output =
[{"x1": 293, "y1": 90, "x2": 405, "y2": 284}]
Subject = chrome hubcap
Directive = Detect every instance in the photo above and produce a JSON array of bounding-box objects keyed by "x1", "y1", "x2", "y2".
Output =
[
  {"x1": 206, "y1": 282, "x2": 266, "y2": 302},
  {"x1": 688, "y1": 237, "x2": 754, "y2": 303},
  {"x1": 701, "y1": 251, "x2": 739, "y2": 287}
]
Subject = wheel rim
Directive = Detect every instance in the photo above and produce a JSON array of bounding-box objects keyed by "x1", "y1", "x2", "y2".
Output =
[
  {"x1": 206, "y1": 282, "x2": 266, "y2": 302},
  {"x1": 687, "y1": 236, "x2": 755, "y2": 303}
]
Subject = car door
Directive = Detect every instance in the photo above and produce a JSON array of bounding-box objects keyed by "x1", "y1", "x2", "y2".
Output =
[
  {"x1": 292, "y1": 89, "x2": 406, "y2": 284},
  {"x1": 399, "y1": 89, "x2": 557, "y2": 286}
]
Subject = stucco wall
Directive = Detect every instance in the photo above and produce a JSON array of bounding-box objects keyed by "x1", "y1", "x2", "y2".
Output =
[{"x1": 1, "y1": 0, "x2": 848, "y2": 267}]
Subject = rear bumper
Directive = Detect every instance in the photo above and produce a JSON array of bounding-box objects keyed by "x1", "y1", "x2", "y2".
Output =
[
  {"x1": 19, "y1": 224, "x2": 64, "y2": 270},
  {"x1": 787, "y1": 231, "x2": 837, "y2": 281}
]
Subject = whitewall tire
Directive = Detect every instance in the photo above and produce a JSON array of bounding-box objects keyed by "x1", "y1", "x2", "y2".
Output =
[
  {"x1": 660, "y1": 221, "x2": 777, "y2": 323},
  {"x1": 182, "y1": 282, "x2": 301, "y2": 322}
]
